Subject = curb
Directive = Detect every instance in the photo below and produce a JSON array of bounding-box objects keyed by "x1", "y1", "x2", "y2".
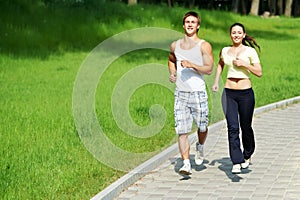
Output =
[
  {"x1": 253, "y1": 96, "x2": 300, "y2": 115},
  {"x1": 91, "y1": 96, "x2": 300, "y2": 200}
]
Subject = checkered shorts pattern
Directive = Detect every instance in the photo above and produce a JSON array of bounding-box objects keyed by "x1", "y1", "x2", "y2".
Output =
[{"x1": 174, "y1": 90, "x2": 209, "y2": 134}]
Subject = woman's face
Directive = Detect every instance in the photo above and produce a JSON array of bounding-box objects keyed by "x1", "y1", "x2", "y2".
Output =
[{"x1": 230, "y1": 25, "x2": 246, "y2": 45}]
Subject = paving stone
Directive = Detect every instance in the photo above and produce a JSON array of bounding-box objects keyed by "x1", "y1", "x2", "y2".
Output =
[{"x1": 111, "y1": 102, "x2": 300, "y2": 200}]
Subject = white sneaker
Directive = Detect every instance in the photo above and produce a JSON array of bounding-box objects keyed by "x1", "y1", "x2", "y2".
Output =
[
  {"x1": 241, "y1": 158, "x2": 250, "y2": 169},
  {"x1": 179, "y1": 162, "x2": 191, "y2": 175},
  {"x1": 195, "y1": 142, "x2": 204, "y2": 165},
  {"x1": 232, "y1": 164, "x2": 241, "y2": 174}
]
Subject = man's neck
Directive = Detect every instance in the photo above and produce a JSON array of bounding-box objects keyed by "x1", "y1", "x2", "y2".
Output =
[{"x1": 183, "y1": 34, "x2": 200, "y2": 43}]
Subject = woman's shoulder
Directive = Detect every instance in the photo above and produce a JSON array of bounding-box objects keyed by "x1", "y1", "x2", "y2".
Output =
[
  {"x1": 245, "y1": 46, "x2": 259, "y2": 54},
  {"x1": 222, "y1": 46, "x2": 231, "y2": 51},
  {"x1": 220, "y1": 46, "x2": 231, "y2": 54},
  {"x1": 245, "y1": 45, "x2": 256, "y2": 51}
]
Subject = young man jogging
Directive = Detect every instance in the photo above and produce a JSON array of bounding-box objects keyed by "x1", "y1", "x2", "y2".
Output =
[{"x1": 168, "y1": 11, "x2": 214, "y2": 175}]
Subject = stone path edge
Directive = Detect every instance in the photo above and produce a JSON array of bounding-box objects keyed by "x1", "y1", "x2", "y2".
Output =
[{"x1": 90, "y1": 96, "x2": 300, "y2": 200}]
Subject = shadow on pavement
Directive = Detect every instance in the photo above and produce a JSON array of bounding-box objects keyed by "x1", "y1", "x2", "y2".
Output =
[
  {"x1": 172, "y1": 156, "x2": 209, "y2": 180},
  {"x1": 209, "y1": 157, "x2": 251, "y2": 182}
]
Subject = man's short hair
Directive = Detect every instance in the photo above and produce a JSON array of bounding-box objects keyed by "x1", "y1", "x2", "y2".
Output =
[{"x1": 182, "y1": 11, "x2": 201, "y2": 25}]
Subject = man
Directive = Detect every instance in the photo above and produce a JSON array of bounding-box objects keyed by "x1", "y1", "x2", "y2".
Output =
[{"x1": 168, "y1": 11, "x2": 214, "y2": 175}]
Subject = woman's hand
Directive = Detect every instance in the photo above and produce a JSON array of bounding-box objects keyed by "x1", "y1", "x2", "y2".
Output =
[
  {"x1": 232, "y1": 57, "x2": 247, "y2": 67},
  {"x1": 212, "y1": 83, "x2": 219, "y2": 92}
]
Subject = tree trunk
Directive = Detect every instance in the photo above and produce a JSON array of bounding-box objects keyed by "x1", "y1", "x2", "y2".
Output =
[
  {"x1": 128, "y1": 0, "x2": 137, "y2": 5},
  {"x1": 249, "y1": 0, "x2": 260, "y2": 15},
  {"x1": 231, "y1": 0, "x2": 239, "y2": 13},
  {"x1": 284, "y1": 0, "x2": 293, "y2": 17},
  {"x1": 167, "y1": 0, "x2": 172, "y2": 7},
  {"x1": 268, "y1": 0, "x2": 277, "y2": 15},
  {"x1": 189, "y1": 0, "x2": 196, "y2": 8},
  {"x1": 294, "y1": 0, "x2": 300, "y2": 17},
  {"x1": 277, "y1": 0, "x2": 284, "y2": 15},
  {"x1": 241, "y1": 0, "x2": 248, "y2": 15}
]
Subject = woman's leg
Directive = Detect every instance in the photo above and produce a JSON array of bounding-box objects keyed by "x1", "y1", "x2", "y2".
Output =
[
  {"x1": 222, "y1": 89, "x2": 244, "y2": 164},
  {"x1": 238, "y1": 88, "x2": 255, "y2": 160}
]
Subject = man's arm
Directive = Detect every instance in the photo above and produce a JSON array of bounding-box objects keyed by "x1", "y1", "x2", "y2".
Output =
[
  {"x1": 180, "y1": 41, "x2": 214, "y2": 75},
  {"x1": 168, "y1": 41, "x2": 177, "y2": 83}
]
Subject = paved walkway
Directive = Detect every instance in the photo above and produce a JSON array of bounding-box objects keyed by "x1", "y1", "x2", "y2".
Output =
[{"x1": 93, "y1": 97, "x2": 300, "y2": 200}]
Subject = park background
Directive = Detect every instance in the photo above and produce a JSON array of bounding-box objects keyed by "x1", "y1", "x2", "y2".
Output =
[{"x1": 1, "y1": 0, "x2": 300, "y2": 199}]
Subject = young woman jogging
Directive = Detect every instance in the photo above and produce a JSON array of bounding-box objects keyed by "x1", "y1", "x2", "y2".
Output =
[{"x1": 212, "y1": 23, "x2": 262, "y2": 174}]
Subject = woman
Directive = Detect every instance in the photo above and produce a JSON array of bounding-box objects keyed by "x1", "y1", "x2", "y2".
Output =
[{"x1": 212, "y1": 23, "x2": 262, "y2": 174}]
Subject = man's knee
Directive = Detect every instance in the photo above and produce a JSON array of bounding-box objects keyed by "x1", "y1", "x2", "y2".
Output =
[
  {"x1": 198, "y1": 126, "x2": 208, "y2": 133},
  {"x1": 178, "y1": 133, "x2": 188, "y2": 139}
]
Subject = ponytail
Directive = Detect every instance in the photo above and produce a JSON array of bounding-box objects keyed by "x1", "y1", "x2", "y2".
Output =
[{"x1": 243, "y1": 34, "x2": 261, "y2": 52}]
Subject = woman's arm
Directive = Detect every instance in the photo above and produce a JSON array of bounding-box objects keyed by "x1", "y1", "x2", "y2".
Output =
[
  {"x1": 212, "y1": 58, "x2": 225, "y2": 92},
  {"x1": 233, "y1": 58, "x2": 262, "y2": 77}
]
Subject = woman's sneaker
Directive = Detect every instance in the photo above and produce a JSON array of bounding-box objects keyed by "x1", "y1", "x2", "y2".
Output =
[
  {"x1": 232, "y1": 164, "x2": 241, "y2": 174},
  {"x1": 179, "y1": 162, "x2": 191, "y2": 175},
  {"x1": 195, "y1": 142, "x2": 204, "y2": 165},
  {"x1": 241, "y1": 158, "x2": 251, "y2": 169}
]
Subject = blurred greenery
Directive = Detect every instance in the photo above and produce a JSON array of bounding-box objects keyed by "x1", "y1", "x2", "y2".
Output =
[
  {"x1": 0, "y1": 1, "x2": 246, "y2": 57},
  {"x1": 1, "y1": 1, "x2": 300, "y2": 199}
]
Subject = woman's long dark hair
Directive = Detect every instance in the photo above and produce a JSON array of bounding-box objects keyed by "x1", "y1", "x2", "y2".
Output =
[{"x1": 230, "y1": 22, "x2": 261, "y2": 52}]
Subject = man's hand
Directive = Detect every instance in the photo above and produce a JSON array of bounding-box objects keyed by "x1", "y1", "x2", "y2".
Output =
[
  {"x1": 169, "y1": 74, "x2": 176, "y2": 83},
  {"x1": 181, "y1": 60, "x2": 191, "y2": 68}
]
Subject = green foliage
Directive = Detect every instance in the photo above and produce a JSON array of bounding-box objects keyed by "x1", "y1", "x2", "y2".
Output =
[
  {"x1": 0, "y1": 53, "x2": 124, "y2": 199},
  {"x1": 1, "y1": 1, "x2": 300, "y2": 199}
]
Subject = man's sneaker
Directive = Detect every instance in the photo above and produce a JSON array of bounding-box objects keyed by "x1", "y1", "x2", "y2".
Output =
[
  {"x1": 195, "y1": 142, "x2": 204, "y2": 165},
  {"x1": 241, "y1": 158, "x2": 251, "y2": 169},
  {"x1": 179, "y1": 162, "x2": 191, "y2": 175},
  {"x1": 232, "y1": 164, "x2": 241, "y2": 174}
]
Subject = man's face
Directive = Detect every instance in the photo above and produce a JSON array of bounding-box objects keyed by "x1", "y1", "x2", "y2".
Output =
[{"x1": 183, "y1": 16, "x2": 200, "y2": 35}]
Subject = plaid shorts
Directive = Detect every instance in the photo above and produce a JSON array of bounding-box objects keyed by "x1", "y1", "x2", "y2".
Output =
[{"x1": 174, "y1": 90, "x2": 209, "y2": 134}]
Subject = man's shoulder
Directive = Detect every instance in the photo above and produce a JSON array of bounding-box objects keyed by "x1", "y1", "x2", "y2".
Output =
[
  {"x1": 172, "y1": 39, "x2": 181, "y2": 44},
  {"x1": 170, "y1": 39, "x2": 181, "y2": 51},
  {"x1": 199, "y1": 40, "x2": 212, "y2": 51}
]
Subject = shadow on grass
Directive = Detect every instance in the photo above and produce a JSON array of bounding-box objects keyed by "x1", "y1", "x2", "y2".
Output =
[{"x1": 1, "y1": 1, "x2": 297, "y2": 59}]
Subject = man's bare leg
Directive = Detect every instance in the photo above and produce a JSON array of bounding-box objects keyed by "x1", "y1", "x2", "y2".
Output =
[
  {"x1": 195, "y1": 128, "x2": 208, "y2": 165},
  {"x1": 178, "y1": 133, "x2": 192, "y2": 175},
  {"x1": 198, "y1": 128, "x2": 208, "y2": 144},
  {"x1": 178, "y1": 133, "x2": 190, "y2": 160}
]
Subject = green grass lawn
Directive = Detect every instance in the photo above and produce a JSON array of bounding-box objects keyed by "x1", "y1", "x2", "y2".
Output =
[{"x1": 1, "y1": 2, "x2": 300, "y2": 199}]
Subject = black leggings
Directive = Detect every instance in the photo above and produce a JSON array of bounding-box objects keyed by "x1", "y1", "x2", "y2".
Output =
[{"x1": 222, "y1": 88, "x2": 255, "y2": 164}]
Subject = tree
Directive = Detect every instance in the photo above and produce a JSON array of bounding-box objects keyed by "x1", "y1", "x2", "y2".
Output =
[
  {"x1": 231, "y1": 0, "x2": 248, "y2": 15},
  {"x1": 285, "y1": 0, "x2": 293, "y2": 16},
  {"x1": 249, "y1": 0, "x2": 260, "y2": 15},
  {"x1": 268, "y1": 0, "x2": 277, "y2": 15},
  {"x1": 189, "y1": 0, "x2": 196, "y2": 8},
  {"x1": 294, "y1": 0, "x2": 300, "y2": 16},
  {"x1": 277, "y1": 0, "x2": 284, "y2": 15},
  {"x1": 128, "y1": 0, "x2": 137, "y2": 5},
  {"x1": 240, "y1": 0, "x2": 248, "y2": 15},
  {"x1": 231, "y1": 0, "x2": 239, "y2": 13}
]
